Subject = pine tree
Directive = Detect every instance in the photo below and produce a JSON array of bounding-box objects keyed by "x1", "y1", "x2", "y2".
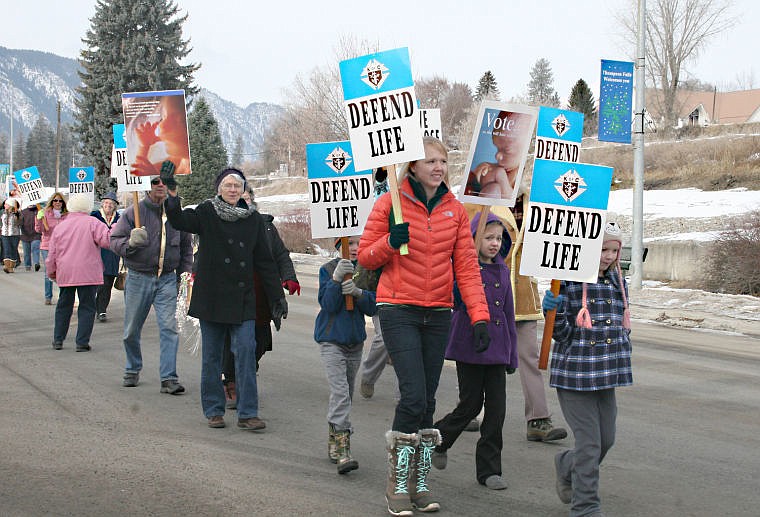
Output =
[
  {"x1": 474, "y1": 71, "x2": 500, "y2": 102},
  {"x1": 74, "y1": 0, "x2": 199, "y2": 178},
  {"x1": 527, "y1": 58, "x2": 560, "y2": 107},
  {"x1": 231, "y1": 134, "x2": 244, "y2": 168},
  {"x1": 177, "y1": 96, "x2": 227, "y2": 205},
  {"x1": 25, "y1": 115, "x2": 56, "y2": 185},
  {"x1": 0, "y1": 132, "x2": 9, "y2": 164},
  {"x1": 12, "y1": 133, "x2": 26, "y2": 171},
  {"x1": 567, "y1": 79, "x2": 597, "y2": 136}
]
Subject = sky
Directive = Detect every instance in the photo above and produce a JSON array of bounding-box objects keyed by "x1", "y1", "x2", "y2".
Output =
[{"x1": 2, "y1": 0, "x2": 758, "y2": 107}]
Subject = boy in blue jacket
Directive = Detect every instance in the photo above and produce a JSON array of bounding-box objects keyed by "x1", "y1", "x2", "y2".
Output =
[{"x1": 315, "y1": 235, "x2": 377, "y2": 475}]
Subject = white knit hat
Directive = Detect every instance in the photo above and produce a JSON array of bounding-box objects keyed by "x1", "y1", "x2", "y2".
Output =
[{"x1": 66, "y1": 193, "x2": 94, "y2": 214}]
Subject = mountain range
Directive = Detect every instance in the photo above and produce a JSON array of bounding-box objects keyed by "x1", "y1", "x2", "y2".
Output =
[{"x1": 0, "y1": 46, "x2": 282, "y2": 159}]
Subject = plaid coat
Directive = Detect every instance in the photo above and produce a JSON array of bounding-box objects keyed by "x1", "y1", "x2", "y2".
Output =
[{"x1": 549, "y1": 269, "x2": 633, "y2": 391}]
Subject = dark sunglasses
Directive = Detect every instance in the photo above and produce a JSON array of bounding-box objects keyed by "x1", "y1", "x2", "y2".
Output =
[
  {"x1": 151, "y1": 178, "x2": 163, "y2": 185},
  {"x1": 52, "y1": 199, "x2": 63, "y2": 203}
]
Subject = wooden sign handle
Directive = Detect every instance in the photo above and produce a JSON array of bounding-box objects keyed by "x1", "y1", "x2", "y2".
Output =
[
  {"x1": 341, "y1": 236, "x2": 354, "y2": 311},
  {"x1": 132, "y1": 192, "x2": 141, "y2": 228},
  {"x1": 538, "y1": 279, "x2": 561, "y2": 370},
  {"x1": 385, "y1": 164, "x2": 408, "y2": 256}
]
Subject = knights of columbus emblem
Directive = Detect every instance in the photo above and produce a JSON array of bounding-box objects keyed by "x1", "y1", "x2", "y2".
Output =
[
  {"x1": 361, "y1": 59, "x2": 389, "y2": 90},
  {"x1": 554, "y1": 169, "x2": 587, "y2": 202},
  {"x1": 76, "y1": 169, "x2": 88, "y2": 181},
  {"x1": 21, "y1": 170, "x2": 32, "y2": 181},
  {"x1": 551, "y1": 114, "x2": 570, "y2": 137},
  {"x1": 325, "y1": 147, "x2": 352, "y2": 174}
]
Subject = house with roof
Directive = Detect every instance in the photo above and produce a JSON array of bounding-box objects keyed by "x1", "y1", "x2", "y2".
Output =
[{"x1": 645, "y1": 88, "x2": 760, "y2": 129}]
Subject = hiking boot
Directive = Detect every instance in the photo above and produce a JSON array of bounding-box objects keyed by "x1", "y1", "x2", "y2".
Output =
[
  {"x1": 97, "y1": 313, "x2": 107, "y2": 323},
  {"x1": 160, "y1": 380, "x2": 185, "y2": 395},
  {"x1": 224, "y1": 381, "x2": 237, "y2": 410},
  {"x1": 52, "y1": 341, "x2": 63, "y2": 350},
  {"x1": 45, "y1": 298, "x2": 52, "y2": 305},
  {"x1": 411, "y1": 428, "x2": 441, "y2": 512},
  {"x1": 554, "y1": 452, "x2": 572, "y2": 504},
  {"x1": 431, "y1": 448, "x2": 447, "y2": 470},
  {"x1": 464, "y1": 418, "x2": 480, "y2": 432},
  {"x1": 360, "y1": 382, "x2": 374, "y2": 399},
  {"x1": 335, "y1": 430, "x2": 359, "y2": 475},
  {"x1": 3, "y1": 259, "x2": 12, "y2": 273},
  {"x1": 25, "y1": 266, "x2": 31, "y2": 271},
  {"x1": 238, "y1": 417, "x2": 266, "y2": 431},
  {"x1": 385, "y1": 431, "x2": 417, "y2": 517},
  {"x1": 208, "y1": 415, "x2": 226, "y2": 428},
  {"x1": 328, "y1": 424, "x2": 339, "y2": 464},
  {"x1": 76, "y1": 344, "x2": 91, "y2": 352},
  {"x1": 123, "y1": 372, "x2": 139, "y2": 387},
  {"x1": 484, "y1": 474, "x2": 508, "y2": 490},
  {"x1": 527, "y1": 418, "x2": 568, "y2": 442}
]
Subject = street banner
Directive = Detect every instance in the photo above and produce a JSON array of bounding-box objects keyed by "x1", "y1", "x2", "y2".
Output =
[
  {"x1": 68, "y1": 167, "x2": 95, "y2": 204},
  {"x1": 458, "y1": 101, "x2": 537, "y2": 208},
  {"x1": 306, "y1": 141, "x2": 374, "y2": 239},
  {"x1": 112, "y1": 123, "x2": 149, "y2": 192},
  {"x1": 521, "y1": 159, "x2": 613, "y2": 283},
  {"x1": 12, "y1": 166, "x2": 46, "y2": 207},
  {"x1": 535, "y1": 107, "x2": 584, "y2": 163},
  {"x1": 339, "y1": 47, "x2": 425, "y2": 171},
  {"x1": 420, "y1": 108, "x2": 441, "y2": 140},
  {"x1": 598, "y1": 59, "x2": 634, "y2": 144},
  {"x1": 121, "y1": 89, "x2": 191, "y2": 176}
]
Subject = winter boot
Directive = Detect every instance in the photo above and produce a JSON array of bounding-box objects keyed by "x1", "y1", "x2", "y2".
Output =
[
  {"x1": 335, "y1": 429, "x2": 359, "y2": 474},
  {"x1": 3, "y1": 258, "x2": 12, "y2": 273},
  {"x1": 527, "y1": 417, "x2": 568, "y2": 442},
  {"x1": 411, "y1": 428, "x2": 441, "y2": 512},
  {"x1": 385, "y1": 430, "x2": 418, "y2": 517},
  {"x1": 328, "y1": 424, "x2": 339, "y2": 463}
]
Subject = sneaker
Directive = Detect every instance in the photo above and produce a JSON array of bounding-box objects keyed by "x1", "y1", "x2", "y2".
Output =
[
  {"x1": 123, "y1": 372, "x2": 139, "y2": 387},
  {"x1": 484, "y1": 474, "x2": 508, "y2": 490},
  {"x1": 52, "y1": 341, "x2": 63, "y2": 350},
  {"x1": 35, "y1": 263, "x2": 41, "y2": 272},
  {"x1": 208, "y1": 415, "x2": 226, "y2": 428},
  {"x1": 527, "y1": 418, "x2": 568, "y2": 442},
  {"x1": 360, "y1": 382, "x2": 374, "y2": 399},
  {"x1": 238, "y1": 417, "x2": 266, "y2": 431},
  {"x1": 97, "y1": 313, "x2": 107, "y2": 323},
  {"x1": 76, "y1": 344, "x2": 91, "y2": 352},
  {"x1": 431, "y1": 448, "x2": 447, "y2": 470},
  {"x1": 160, "y1": 380, "x2": 185, "y2": 395},
  {"x1": 464, "y1": 418, "x2": 480, "y2": 432},
  {"x1": 554, "y1": 452, "x2": 572, "y2": 504}
]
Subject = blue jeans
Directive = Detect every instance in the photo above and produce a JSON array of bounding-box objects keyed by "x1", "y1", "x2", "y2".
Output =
[
  {"x1": 22, "y1": 239, "x2": 41, "y2": 268},
  {"x1": 1, "y1": 235, "x2": 20, "y2": 262},
  {"x1": 40, "y1": 249, "x2": 54, "y2": 300},
  {"x1": 122, "y1": 270, "x2": 179, "y2": 381},
  {"x1": 200, "y1": 319, "x2": 258, "y2": 419},
  {"x1": 54, "y1": 285, "x2": 97, "y2": 346},
  {"x1": 378, "y1": 305, "x2": 452, "y2": 433}
]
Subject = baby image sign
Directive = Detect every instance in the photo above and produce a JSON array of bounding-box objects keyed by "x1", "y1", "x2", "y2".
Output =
[
  {"x1": 339, "y1": 47, "x2": 425, "y2": 171},
  {"x1": 521, "y1": 159, "x2": 613, "y2": 283},
  {"x1": 307, "y1": 141, "x2": 374, "y2": 239}
]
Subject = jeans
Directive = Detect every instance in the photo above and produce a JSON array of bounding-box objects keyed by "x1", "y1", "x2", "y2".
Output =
[
  {"x1": 40, "y1": 249, "x2": 54, "y2": 300},
  {"x1": 319, "y1": 342, "x2": 363, "y2": 432},
  {"x1": 1, "y1": 235, "x2": 20, "y2": 262},
  {"x1": 54, "y1": 285, "x2": 97, "y2": 346},
  {"x1": 378, "y1": 305, "x2": 451, "y2": 433},
  {"x1": 96, "y1": 274, "x2": 116, "y2": 314},
  {"x1": 200, "y1": 319, "x2": 258, "y2": 419},
  {"x1": 122, "y1": 269, "x2": 179, "y2": 381},
  {"x1": 22, "y1": 239, "x2": 41, "y2": 268}
]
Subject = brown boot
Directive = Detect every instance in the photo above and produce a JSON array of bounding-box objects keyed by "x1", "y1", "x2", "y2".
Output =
[
  {"x1": 3, "y1": 259, "x2": 12, "y2": 274},
  {"x1": 410, "y1": 428, "x2": 441, "y2": 512},
  {"x1": 385, "y1": 431, "x2": 417, "y2": 517},
  {"x1": 335, "y1": 430, "x2": 358, "y2": 474},
  {"x1": 224, "y1": 381, "x2": 236, "y2": 410}
]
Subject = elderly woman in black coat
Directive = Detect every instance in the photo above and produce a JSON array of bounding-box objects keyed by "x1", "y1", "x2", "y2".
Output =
[{"x1": 164, "y1": 167, "x2": 287, "y2": 431}]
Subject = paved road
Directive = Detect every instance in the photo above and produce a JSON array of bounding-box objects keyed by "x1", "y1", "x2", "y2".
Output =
[{"x1": 1, "y1": 266, "x2": 759, "y2": 516}]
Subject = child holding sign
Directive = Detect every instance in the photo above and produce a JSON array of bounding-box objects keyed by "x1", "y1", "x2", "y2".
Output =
[{"x1": 541, "y1": 221, "x2": 632, "y2": 516}]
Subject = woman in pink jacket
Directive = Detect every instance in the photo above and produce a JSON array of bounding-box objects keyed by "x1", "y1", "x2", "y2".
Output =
[
  {"x1": 46, "y1": 194, "x2": 112, "y2": 351},
  {"x1": 35, "y1": 191, "x2": 68, "y2": 305}
]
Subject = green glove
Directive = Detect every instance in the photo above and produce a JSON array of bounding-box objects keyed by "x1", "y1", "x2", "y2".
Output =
[{"x1": 37, "y1": 209, "x2": 45, "y2": 220}]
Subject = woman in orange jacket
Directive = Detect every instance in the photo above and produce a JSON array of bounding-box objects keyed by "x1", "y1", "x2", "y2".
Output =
[{"x1": 359, "y1": 137, "x2": 490, "y2": 516}]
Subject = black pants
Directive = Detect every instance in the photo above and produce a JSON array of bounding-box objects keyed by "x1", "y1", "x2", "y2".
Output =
[
  {"x1": 96, "y1": 274, "x2": 116, "y2": 314},
  {"x1": 223, "y1": 323, "x2": 273, "y2": 382},
  {"x1": 434, "y1": 362, "x2": 506, "y2": 484}
]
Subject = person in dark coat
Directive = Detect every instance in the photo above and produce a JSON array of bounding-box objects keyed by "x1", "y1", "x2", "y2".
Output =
[
  {"x1": 164, "y1": 166, "x2": 288, "y2": 431},
  {"x1": 19, "y1": 205, "x2": 42, "y2": 271},
  {"x1": 90, "y1": 192, "x2": 121, "y2": 322}
]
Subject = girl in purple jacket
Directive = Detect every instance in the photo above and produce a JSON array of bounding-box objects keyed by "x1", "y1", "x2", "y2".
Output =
[{"x1": 432, "y1": 211, "x2": 518, "y2": 490}]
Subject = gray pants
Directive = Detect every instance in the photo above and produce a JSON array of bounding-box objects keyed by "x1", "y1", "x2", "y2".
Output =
[
  {"x1": 319, "y1": 342, "x2": 362, "y2": 432},
  {"x1": 359, "y1": 314, "x2": 388, "y2": 386},
  {"x1": 556, "y1": 388, "x2": 617, "y2": 517},
  {"x1": 517, "y1": 320, "x2": 551, "y2": 420}
]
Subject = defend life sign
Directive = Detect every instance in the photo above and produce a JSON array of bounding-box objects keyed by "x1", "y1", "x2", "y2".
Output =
[
  {"x1": 111, "y1": 123, "x2": 150, "y2": 192},
  {"x1": 13, "y1": 166, "x2": 46, "y2": 206},
  {"x1": 339, "y1": 47, "x2": 425, "y2": 171},
  {"x1": 535, "y1": 107, "x2": 584, "y2": 163},
  {"x1": 520, "y1": 159, "x2": 613, "y2": 283},
  {"x1": 307, "y1": 141, "x2": 374, "y2": 239},
  {"x1": 69, "y1": 167, "x2": 95, "y2": 203}
]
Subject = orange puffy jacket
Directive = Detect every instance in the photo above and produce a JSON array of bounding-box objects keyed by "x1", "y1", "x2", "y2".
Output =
[{"x1": 358, "y1": 177, "x2": 489, "y2": 325}]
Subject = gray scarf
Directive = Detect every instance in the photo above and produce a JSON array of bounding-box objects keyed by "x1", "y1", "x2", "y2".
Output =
[{"x1": 211, "y1": 195, "x2": 255, "y2": 222}]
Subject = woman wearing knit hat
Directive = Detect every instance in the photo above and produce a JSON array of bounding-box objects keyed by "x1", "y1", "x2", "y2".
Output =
[
  {"x1": 1, "y1": 197, "x2": 22, "y2": 273},
  {"x1": 91, "y1": 192, "x2": 121, "y2": 322},
  {"x1": 541, "y1": 221, "x2": 633, "y2": 517}
]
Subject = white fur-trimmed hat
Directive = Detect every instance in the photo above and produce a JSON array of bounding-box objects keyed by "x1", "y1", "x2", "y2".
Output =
[{"x1": 66, "y1": 193, "x2": 94, "y2": 214}]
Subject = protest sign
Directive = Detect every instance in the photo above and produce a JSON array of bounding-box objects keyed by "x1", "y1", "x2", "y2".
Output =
[
  {"x1": 459, "y1": 101, "x2": 537, "y2": 208},
  {"x1": 12, "y1": 166, "x2": 46, "y2": 207},
  {"x1": 111, "y1": 124, "x2": 149, "y2": 192},
  {"x1": 598, "y1": 59, "x2": 634, "y2": 144},
  {"x1": 535, "y1": 107, "x2": 584, "y2": 163},
  {"x1": 420, "y1": 108, "x2": 441, "y2": 140},
  {"x1": 68, "y1": 167, "x2": 95, "y2": 204},
  {"x1": 121, "y1": 89, "x2": 191, "y2": 176}
]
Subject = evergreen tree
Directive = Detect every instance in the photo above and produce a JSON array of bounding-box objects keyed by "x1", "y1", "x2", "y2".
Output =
[
  {"x1": 25, "y1": 115, "x2": 56, "y2": 185},
  {"x1": 567, "y1": 79, "x2": 597, "y2": 136},
  {"x1": 177, "y1": 96, "x2": 227, "y2": 205},
  {"x1": 12, "y1": 133, "x2": 26, "y2": 171},
  {"x1": 527, "y1": 58, "x2": 560, "y2": 107},
  {"x1": 474, "y1": 71, "x2": 500, "y2": 102},
  {"x1": 74, "y1": 0, "x2": 199, "y2": 178},
  {"x1": 231, "y1": 134, "x2": 244, "y2": 168},
  {"x1": 0, "y1": 132, "x2": 9, "y2": 164}
]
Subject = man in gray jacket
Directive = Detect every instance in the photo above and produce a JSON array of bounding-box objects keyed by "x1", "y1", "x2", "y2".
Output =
[{"x1": 110, "y1": 177, "x2": 193, "y2": 393}]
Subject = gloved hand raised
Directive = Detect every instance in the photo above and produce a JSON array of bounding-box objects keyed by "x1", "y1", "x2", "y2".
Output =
[
  {"x1": 282, "y1": 279, "x2": 301, "y2": 296},
  {"x1": 128, "y1": 227, "x2": 149, "y2": 248},
  {"x1": 271, "y1": 297, "x2": 288, "y2": 331},
  {"x1": 388, "y1": 222, "x2": 410, "y2": 249},
  {"x1": 542, "y1": 290, "x2": 565, "y2": 312},
  {"x1": 37, "y1": 209, "x2": 46, "y2": 220},
  {"x1": 159, "y1": 160, "x2": 177, "y2": 192},
  {"x1": 332, "y1": 259, "x2": 354, "y2": 282},
  {"x1": 341, "y1": 279, "x2": 362, "y2": 298},
  {"x1": 473, "y1": 321, "x2": 490, "y2": 353}
]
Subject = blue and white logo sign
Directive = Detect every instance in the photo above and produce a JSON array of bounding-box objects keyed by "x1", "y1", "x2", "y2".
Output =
[
  {"x1": 535, "y1": 107, "x2": 583, "y2": 163},
  {"x1": 69, "y1": 167, "x2": 96, "y2": 202},
  {"x1": 13, "y1": 166, "x2": 46, "y2": 206}
]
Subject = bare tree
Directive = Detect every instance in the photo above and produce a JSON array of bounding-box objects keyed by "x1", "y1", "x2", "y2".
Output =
[
  {"x1": 619, "y1": 0, "x2": 736, "y2": 128},
  {"x1": 416, "y1": 77, "x2": 474, "y2": 148}
]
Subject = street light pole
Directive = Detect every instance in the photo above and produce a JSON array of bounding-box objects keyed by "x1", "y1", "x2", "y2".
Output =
[
  {"x1": 7, "y1": 77, "x2": 13, "y2": 172},
  {"x1": 631, "y1": 0, "x2": 647, "y2": 290}
]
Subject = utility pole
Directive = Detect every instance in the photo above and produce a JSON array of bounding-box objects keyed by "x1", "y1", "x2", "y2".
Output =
[
  {"x1": 8, "y1": 78, "x2": 13, "y2": 172},
  {"x1": 631, "y1": 0, "x2": 646, "y2": 289},
  {"x1": 55, "y1": 101, "x2": 61, "y2": 191}
]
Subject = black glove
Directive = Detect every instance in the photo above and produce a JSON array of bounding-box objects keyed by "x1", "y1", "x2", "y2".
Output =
[
  {"x1": 160, "y1": 160, "x2": 177, "y2": 191},
  {"x1": 473, "y1": 321, "x2": 490, "y2": 353},
  {"x1": 271, "y1": 297, "x2": 288, "y2": 331},
  {"x1": 506, "y1": 366, "x2": 516, "y2": 375},
  {"x1": 389, "y1": 222, "x2": 410, "y2": 249}
]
